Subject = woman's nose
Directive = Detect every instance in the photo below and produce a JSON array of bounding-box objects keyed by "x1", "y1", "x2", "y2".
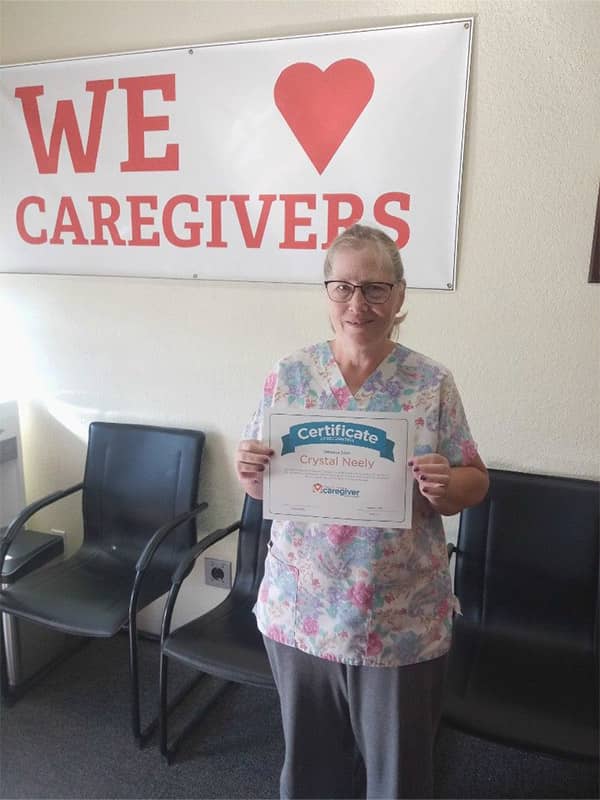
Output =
[{"x1": 348, "y1": 286, "x2": 369, "y2": 310}]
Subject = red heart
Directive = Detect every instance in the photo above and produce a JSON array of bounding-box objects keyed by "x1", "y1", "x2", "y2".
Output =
[{"x1": 274, "y1": 59, "x2": 375, "y2": 175}]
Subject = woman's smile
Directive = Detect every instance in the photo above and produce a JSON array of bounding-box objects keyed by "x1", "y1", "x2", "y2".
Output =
[{"x1": 344, "y1": 317, "x2": 374, "y2": 326}]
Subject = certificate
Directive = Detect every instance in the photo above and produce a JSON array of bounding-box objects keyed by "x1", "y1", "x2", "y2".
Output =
[{"x1": 263, "y1": 408, "x2": 415, "y2": 528}]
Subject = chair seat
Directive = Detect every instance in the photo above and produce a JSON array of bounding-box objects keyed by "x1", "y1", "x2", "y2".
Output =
[
  {"x1": 163, "y1": 596, "x2": 275, "y2": 689},
  {"x1": 444, "y1": 618, "x2": 599, "y2": 760},
  {"x1": 0, "y1": 549, "x2": 141, "y2": 637}
]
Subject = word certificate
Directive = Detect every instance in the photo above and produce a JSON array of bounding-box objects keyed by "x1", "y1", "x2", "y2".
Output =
[{"x1": 264, "y1": 408, "x2": 415, "y2": 528}]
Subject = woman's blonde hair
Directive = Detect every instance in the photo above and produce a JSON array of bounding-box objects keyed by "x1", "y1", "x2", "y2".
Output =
[
  {"x1": 324, "y1": 223, "x2": 405, "y2": 282},
  {"x1": 323, "y1": 223, "x2": 407, "y2": 335}
]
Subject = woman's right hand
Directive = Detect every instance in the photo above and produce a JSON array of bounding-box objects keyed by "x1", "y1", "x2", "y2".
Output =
[{"x1": 235, "y1": 439, "x2": 274, "y2": 500}]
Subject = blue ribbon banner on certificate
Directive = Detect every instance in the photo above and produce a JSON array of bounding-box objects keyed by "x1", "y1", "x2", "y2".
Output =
[{"x1": 264, "y1": 409, "x2": 415, "y2": 528}]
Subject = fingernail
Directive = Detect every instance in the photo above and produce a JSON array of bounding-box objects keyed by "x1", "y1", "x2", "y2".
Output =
[
  {"x1": 414, "y1": 466, "x2": 420, "y2": 473},
  {"x1": 419, "y1": 474, "x2": 426, "y2": 481},
  {"x1": 423, "y1": 487, "x2": 429, "y2": 493},
  {"x1": 407, "y1": 460, "x2": 414, "y2": 467}
]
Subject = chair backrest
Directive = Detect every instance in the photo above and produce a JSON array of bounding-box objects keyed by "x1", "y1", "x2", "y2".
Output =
[
  {"x1": 230, "y1": 495, "x2": 272, "y2": 602},
  {"x1": 455, "y1": 469, "x2": 599, "y2": 653},
  {"x1": 82, "y1": 422, "x2": 205, "y2": 568}
]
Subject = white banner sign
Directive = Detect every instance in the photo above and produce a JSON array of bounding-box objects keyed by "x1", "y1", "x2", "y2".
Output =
[{"x1": 0, "y1": 19, "x2": 472, "y2": 288}]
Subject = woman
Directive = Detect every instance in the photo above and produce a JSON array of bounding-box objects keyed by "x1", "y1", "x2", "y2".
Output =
[{"x1": 235, "y1": 224, "x2": 489, "y2": 799}]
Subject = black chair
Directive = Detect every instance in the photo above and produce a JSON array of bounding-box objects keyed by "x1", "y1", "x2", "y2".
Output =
[
  {"x1": 159, "y1": 494, "x2": 275, "y2": 763},
  {"x1": 443, "y1": 469, "x2": 599, "y2": 761},
  {"x1": 0, "y1": 421, "x2": 207, "y2": 744}
]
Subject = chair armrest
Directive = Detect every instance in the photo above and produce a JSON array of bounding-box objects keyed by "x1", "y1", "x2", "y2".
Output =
[
  {"x1": 171, "y1": 520, "x2": 242, "y2": 586},
  {"x1": 0, "y1": 482, "x2": 83, "y2": 573},
  {"x1": 159, "y1": 519, "x2": 242, "y2": 644},
  {"x1": 135, "y1": 502, "x2": 208, "y2": 572},
  {"x1": 129, "y1": 502, "x2": 209, "y2": 624}
]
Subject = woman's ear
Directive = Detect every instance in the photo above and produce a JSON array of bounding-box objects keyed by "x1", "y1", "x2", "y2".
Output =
[{"x1": 395, "y1": 280, "x2": 406, "y2": 315}]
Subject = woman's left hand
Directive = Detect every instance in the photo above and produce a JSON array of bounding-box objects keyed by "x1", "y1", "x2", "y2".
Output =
[{"x1": 409, "y1": 454, "x2": 451, "y2": 503}]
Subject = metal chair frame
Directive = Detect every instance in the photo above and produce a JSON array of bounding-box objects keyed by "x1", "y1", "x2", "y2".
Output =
[
  {"x1": 0, "y1": 424, "x2": 207, "y2": 745},
  {"x1": 158, "y1": 496, "x2": 275, "y2": 763}
]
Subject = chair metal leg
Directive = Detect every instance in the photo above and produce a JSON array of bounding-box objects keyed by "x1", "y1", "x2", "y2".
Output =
[
  {"x1": 159, "y1": 649, "x2": 212, "y2": 764},
  {"x1": 160, "y1": 668, "x2": 232, "y2": 765},
  {"x1": 129, "y1": 625, "x2": 170, "y2": 747},
  {"x1": 128, "y1": 613, "x2": 146, "y2": 746},
  {"x1": 132, "y1": 620, "x2": 209, "y2": 752},
  {"x1": 0, "y1": 612, "x2": 9, "y2": 702},
  {"x1": 1, "y1": 611, "x2": 89, "y2": 705},
  {"x1": 159, "y1": 651, "x2": 169, "y2": 760},
  {"x1": 160, "y1": 646, "x2": 238, "y2": 765}
]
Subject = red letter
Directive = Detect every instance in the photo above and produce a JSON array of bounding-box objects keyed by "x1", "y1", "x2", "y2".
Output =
[
  {"x1": 126, "y1": 196, "x2": 160, "y2": 245},
  {"x1": 49, "y1": 197, "x2": 88, "y2": 244},
  {"x1": 322, "y1": 193, "x2": 364, "y2": 249},
  {"x1": 230, "y1": 195, "x2": 276, "y2": 248},
  {"x1": 279, "y1": 194, "x2": 317, "y2": 249},
  {"x1": 14, "y1": 81, "x2": 113, "y2": 174},
  {"x1": 89, "y1": 196, "x2": 126, "y2": 245},
  {"x1": 373, "y1": 192, "x2": 410, "y2": 247},
  {"x1": 119, "y1": 75, "x2": 179, "y2": 172},
  {"x1": 206, "y1": 195, "x2": 227, "y2": 248},
  {"x1": 163, "y1": 195, "x2": 203, "y2": 247},
  {"x1": 16, "y1": 196, "x2": 47, "y2": 244}
]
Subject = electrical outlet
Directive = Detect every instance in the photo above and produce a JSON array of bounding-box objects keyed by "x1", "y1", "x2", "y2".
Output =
[{"x1": 204, "y1": 557, "x2": 232, "y2": 589}]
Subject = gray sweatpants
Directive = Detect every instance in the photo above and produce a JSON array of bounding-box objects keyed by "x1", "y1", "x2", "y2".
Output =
[{"x1": 264, "y1": 636, "x2": 447, "y2": 800}]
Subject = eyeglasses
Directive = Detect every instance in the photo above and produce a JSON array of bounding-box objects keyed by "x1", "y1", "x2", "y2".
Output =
[{"x1": 324, "y1": 281, "x2": 397, "y2": 304}]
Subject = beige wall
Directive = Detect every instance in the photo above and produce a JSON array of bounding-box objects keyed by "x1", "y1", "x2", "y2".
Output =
[{"x1": 1, "y1": 0, "x2": 599, "y2": 628}]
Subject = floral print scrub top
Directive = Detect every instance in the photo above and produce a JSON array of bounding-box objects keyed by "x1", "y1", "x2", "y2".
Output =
[{"x1": 243, "y1": 341, "x2": 479, "y2": 668}]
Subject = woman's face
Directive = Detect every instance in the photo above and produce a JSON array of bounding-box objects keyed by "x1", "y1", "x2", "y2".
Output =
[{"x1": 327, "y1": 244, "x2": 405, "y2": 351}]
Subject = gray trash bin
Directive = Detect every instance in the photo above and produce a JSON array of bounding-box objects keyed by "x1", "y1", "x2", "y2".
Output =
[{"x1": 1, "y1": 529, "x2": 79, "y2": 689}]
